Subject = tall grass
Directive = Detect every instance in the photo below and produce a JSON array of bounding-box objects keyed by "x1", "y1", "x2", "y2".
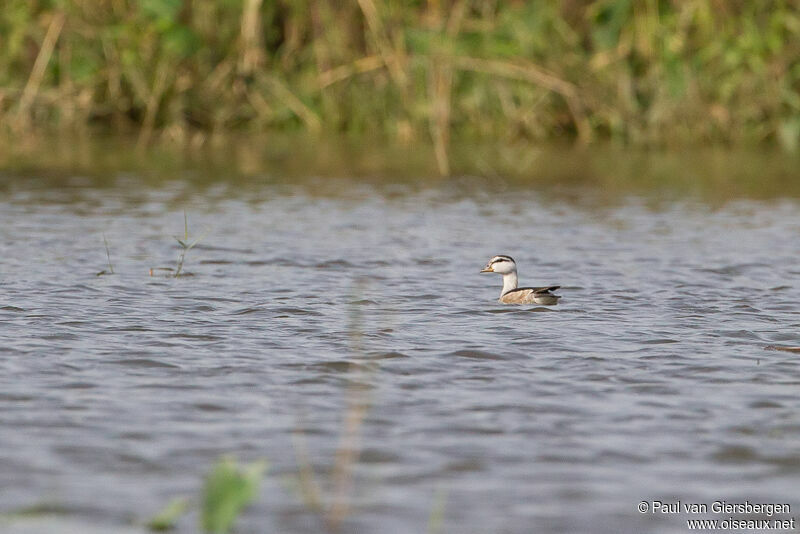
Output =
[{"x1": 2, "y1": 1, "x2": 799, "y2": 173}]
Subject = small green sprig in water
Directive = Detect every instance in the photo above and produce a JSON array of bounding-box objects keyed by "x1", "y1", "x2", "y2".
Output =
[
  {"x1": 201, "y1": 457, "x2": 267, "y2": 534},
  {"x1": 174, "y1": 211, "x2": 202, "y2": 278},
  {"x1": 96, "y1": 233, "x2": 115, "y2": 276},
  {"x1": 150, "y1": 212, "x2": 208, "y2": 278}
]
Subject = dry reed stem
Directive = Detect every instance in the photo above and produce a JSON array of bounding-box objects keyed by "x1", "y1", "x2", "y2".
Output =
[
  {"x1": 428, "y1": 58, "x2": 453, "y2": 176},
  {"x1": 137, "y1": 58, "x2": 173, "y2": 149},
  {"x1": 204, "y1": 58, "x2": 235, "y2": 95},
  {"x1": 325, "y1": 282, "x2": 375, "y2": 532},
  {"x1": 290, "y1": 429, "x2": 325, "y2": 514},
  {"x1": 289, "y1": 368, "x2": 373, "y2": 533},
  {"x1": 246, "y1": 89, "x2": 274, "y2": 122},
  {"x1": 100, "y1": 36, "x2": 123, "y2": 124},
  {"x1": 288, "y1": 281, "x2": 375, "y2": 532},
  {"x1": 16, "y1": 11, "x2": 66, "y2": 127},
  {"x1": 310, "y1": 4, "x2": 332, "y2": 78},
  {"x1": 445, "y1": 0, "x2": 467, "y2": 37},
  {"x1": 327, "y1": 379, "x2": 370, "y2": 531},
  {"x1": 425, "y1": 0, "x2": 441, "y2": 27},
  {"x1": 450, "y1": 56, "x2": 592, "y2": 143},
  {"x1": 425, "y1": 2, "x2": 467, "y2": 176},
  {"x1": 318, "y1": 56, "x2": 384, "y2": 89},
  {"x1": 262, "y1": 75, "x2": 322, "y2": 133},
  {"x1": 239, "y1": 0, "x2": 264, "y2": 75},
  {"x1": 356, "y1": 0, "x2": 408, "y2": 89}
]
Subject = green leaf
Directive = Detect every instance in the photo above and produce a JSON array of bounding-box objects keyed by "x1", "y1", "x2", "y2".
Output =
[
  {"x1": 163, "y1": 25, "x2": 200, "y2": 59},
  {"x1": 589, "y1": 0, "x2": 633, "y2": 49},
  {"x1": 69, "y1": 53, "x2": 102, "y2": 83},
  {"x1": 147, "y1": 497, "x2": 189, "y2": 531},
  {"x1": 201, "y1": 457, "x2": 267, "y2": 534},
  {"x1": 140, "y1": 0, "x2": 183, "y2": 25}
]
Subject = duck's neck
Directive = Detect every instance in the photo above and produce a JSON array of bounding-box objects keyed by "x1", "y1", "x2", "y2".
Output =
[{"x1": 501, "y1": 271, "x2": 518, "y2": 296}]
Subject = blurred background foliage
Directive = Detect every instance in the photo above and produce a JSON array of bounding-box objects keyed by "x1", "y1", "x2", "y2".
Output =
[{"x1": 1, "y1": 0, "x2": 799, "y2": 173}]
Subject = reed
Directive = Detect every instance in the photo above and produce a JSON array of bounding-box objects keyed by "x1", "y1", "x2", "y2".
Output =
[
  {"x1": 174, "y1": 211, "x2": 204, "y2": 278},
  {"x1": 289, "y1": 279, "x2": 376, "y2": 532},
  {"x1": 96, "y1": 233, "x2": 115, "y2": 276},
  {"x1": 2, "y1": 1, "x2": 799, "y2": 174},
  {"x1": 149, "y1": 212, "x2": 206, "y2": 278}
]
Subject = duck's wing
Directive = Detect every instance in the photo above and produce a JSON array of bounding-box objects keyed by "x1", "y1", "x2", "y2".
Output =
[
  {"x1": 500, "y1": 286, "x2": 562, "y2": 304},
  {"x1": 500, "y1": 287, "x2": 536, "y2": 304},
  {"x1": 528, "y1": 286, "x2": 560, "y2": 294},
  {"x1": 502, "y1": 286, "x2": 560, "y2": 297}
]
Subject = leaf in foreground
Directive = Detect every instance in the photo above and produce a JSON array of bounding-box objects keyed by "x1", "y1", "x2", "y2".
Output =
[
  {"x1": 201, "y1": 457, "x2": 267, "y2": 534},
  {"x1": 147, "y1": 497, "x2": 189, "y2": 531}
]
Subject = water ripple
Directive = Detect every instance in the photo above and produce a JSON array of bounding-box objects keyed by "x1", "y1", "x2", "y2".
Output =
[{"x1": 1, "y1": 185, "x2": 798, "y2": 534}]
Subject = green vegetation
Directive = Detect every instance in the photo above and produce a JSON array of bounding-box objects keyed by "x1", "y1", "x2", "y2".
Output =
[
  {"x1": 146, "y1": 497, "x2": 189, "y2": 531},
  {"x1": 173, "y1": 211, "x2": 204, "y2": 278},
  {"x1": 1, "y1": 1, "x2": 799, "y2": 174},
  {"x1": 200, "y1": 458, "x2": 266, "y2": 534},
  {"x1": 145, "y1": 457, "x2": 266, "y2": 533},
  {"x1": 147, "y1": 212, "x2": 205, "y2": 277},
  {"x1": 96, "y1": 232, "x2": 115, "y2": 276}
]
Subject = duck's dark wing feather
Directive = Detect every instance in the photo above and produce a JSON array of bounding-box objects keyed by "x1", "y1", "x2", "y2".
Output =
[
  {"x1": 502, "y1": 286, "x2": 561, "y2": 296},
  {"x1": 503, "y1": 286, "x2": 560, "y2": 295},
  {"x1": 512, "y1": 286, "x2": 560, "y2": 294}
]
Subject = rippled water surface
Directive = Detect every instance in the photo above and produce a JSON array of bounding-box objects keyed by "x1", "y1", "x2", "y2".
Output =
[{"x1": 1, "y1": 166, "x2": 799, "y2": 533}]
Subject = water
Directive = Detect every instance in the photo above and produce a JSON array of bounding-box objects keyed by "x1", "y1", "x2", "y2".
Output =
[{"x1": 1, "y1": 167, "x2": 799, "y2": 533}]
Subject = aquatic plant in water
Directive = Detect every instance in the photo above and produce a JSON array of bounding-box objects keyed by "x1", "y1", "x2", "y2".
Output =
[
  {"x1": 173, "y1": 211, "x2": 203, "y2": 278},
  {"x1": 149, "y1": 212, "x2": 206, "y2": 278},
  {"x1": 96, "y1": 233, "x2": 115, "y2": 276}
]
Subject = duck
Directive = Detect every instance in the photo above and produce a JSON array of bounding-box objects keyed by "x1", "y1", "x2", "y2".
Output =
[{"x1": 480, "y1": 255, "x2": 561, "y2": 305}]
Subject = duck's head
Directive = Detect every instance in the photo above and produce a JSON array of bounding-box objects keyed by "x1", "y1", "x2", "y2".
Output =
[{"x1": 480, "y1": 255, "x2": 517, "y2": 274}]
